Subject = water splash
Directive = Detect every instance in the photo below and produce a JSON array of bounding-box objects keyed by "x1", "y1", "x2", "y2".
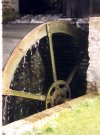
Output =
[{"x1": 3, "y1": 38, "x2": 49, "y2": 125}]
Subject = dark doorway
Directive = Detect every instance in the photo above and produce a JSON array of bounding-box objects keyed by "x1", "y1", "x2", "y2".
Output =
[
  {"x1": 19, "y1": 0, "x2": 49, "y2": 14},
  {"x1": 19, "y1": 0, "x2": 62, "y2": 15}
]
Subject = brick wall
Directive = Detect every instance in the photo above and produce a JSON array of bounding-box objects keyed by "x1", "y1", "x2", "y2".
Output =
[{"x1": 87, "y1": 17, "x2": 100, "y2": 93}]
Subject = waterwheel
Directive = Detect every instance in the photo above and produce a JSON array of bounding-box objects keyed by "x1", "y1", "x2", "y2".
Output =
[{"x1": 2, "y1": 20, "x2": 86, "y2": 125}]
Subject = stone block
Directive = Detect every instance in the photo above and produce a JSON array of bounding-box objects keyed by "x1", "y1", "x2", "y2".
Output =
[{"x1": 87, "y1": 17, "x2": 100, "y2": 92}]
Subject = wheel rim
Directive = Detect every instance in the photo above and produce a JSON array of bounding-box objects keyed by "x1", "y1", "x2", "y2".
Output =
[
  {"x1": 3, "y1": 20, "x2": 81, "y2": 88},
  {"x1": 2, "y1": 20, "x2": 85, "y2": 124}
]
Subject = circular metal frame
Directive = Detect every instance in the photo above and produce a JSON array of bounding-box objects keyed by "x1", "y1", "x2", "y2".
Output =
[{"x1": 46, "y1": 80, "x2": 71, "y2": 109}]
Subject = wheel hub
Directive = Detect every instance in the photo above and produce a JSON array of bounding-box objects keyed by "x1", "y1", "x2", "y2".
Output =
[{"x1": 46, "y1": 80, "x2": 71, "y2": 109}]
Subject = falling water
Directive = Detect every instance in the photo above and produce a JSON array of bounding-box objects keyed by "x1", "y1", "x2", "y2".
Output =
[
  {"x1": 63, "y1": 0, "x2": 93, "y2": 18},
  {"x1": 3, "y1": 33, "x2": 53, "y2": 125},
  {"x1": 2, "y1": 38, "x2": 47, "y2": 125},
  {"x1": 66, "y1": 0, "x2": 75, "y2": 17}
]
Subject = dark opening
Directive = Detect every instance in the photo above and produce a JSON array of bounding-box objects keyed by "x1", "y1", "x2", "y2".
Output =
[
  {"x1": 19, "y1": 0, "x2": 62, "y2": 15},
  {"x1": 52, "y1": 33, "x2": 89, "y2": 98}
]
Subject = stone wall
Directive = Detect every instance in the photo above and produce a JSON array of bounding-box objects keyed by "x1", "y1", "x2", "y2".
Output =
[
  {"x1": 87, "y1": 17, "x2": 100, "y2": 93},
  {"x1": 2, "y1": 0, "x2": 19, "y2": 12},
  {"x1": 2, "y1": 0, "x2": 19, "y2": 22}
]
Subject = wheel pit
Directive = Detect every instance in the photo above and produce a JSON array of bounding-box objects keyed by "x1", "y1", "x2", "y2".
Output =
[{"x1": 2, "y1": 21, "x2": 88, "y2": 125}]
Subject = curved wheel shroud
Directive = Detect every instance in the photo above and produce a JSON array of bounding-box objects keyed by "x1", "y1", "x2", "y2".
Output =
[{"x1": 2, "y1": 20, "x2": 87, "y2": 124}]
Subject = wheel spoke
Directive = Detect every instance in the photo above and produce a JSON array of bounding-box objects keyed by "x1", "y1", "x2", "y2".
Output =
[
  {"x1": 46, "y1": 24, "x2": 57, "y2": 82},
  {"x1": 2, "y1": 88, "x2": 46, "y2": 101}
]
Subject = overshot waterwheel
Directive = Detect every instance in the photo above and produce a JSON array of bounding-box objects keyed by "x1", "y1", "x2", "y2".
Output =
[{"x1": 2, "y1": 20, "x2": 86, "y2": 125}]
